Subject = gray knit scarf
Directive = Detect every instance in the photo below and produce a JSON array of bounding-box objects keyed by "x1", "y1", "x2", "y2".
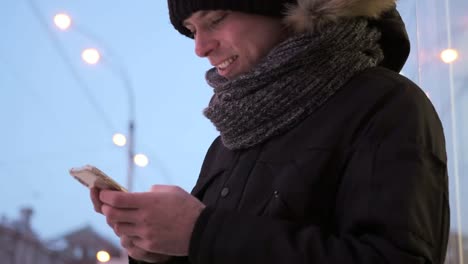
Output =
[{"x1": 204, "y1": 19, "x2": 384, "y2": 150}]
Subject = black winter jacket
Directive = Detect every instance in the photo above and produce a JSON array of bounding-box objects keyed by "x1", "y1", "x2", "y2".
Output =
[
  {"x1": 187, "y1": 66, "x2": 449, "y2": 264},
  {"x1": 131, "y1": 8, "x2": 449, "y2": 264},
  {"x1": 132, "y1": 66, "x2": 449, "y2": 264}
]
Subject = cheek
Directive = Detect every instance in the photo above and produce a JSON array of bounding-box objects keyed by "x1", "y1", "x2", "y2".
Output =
[
  {"x1": 243, "y1": 41, "x2": 271, "y2": 66},
  {"x1": 245, "y1": 31, "x2": 279, "y2": 60},
  {"x1": 228, "y1": 27, "x2": 280, "y2": 71},
  {"x1": 234, "y1": 44, "x2": 259, "y2": 71}
]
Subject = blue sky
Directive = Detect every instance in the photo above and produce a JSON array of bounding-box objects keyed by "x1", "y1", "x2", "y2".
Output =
[
  {"x1": 1, "y1": 0, "x2": 467, "y2": 246},
  {"x1": 1, "y1": 0, "x2": 218, "y2": 244}
]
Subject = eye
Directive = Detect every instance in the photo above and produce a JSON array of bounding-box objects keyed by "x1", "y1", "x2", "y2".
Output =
[
  {"x1": 185, "y1": 26, "x2": 196, "y2": 38},
  {"x1": 189, "y1": 30, "x2": 197, "y2": 38},
  {"x1": 209, "y1": 13, "x2": 228, "y2": 28}
]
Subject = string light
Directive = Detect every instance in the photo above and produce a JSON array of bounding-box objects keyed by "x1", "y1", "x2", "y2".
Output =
[
  {"x1": 96, "y1": 250, "x2": 110, "y2": 263},
  {"x1": 53, "y1": 13, "x2": 71, "y2": 30},
  {"x1": 112, "y1": 133, "x2": 127, "y2": 147},
  {"x1": 81, "y1": 48, "x2": 101, "y2": 65},
  {"x1": 134, "y1": 154, "x2": 149, "y2": 167},
  {"x1": 440, "y1": 48, "x2": 459, "y2": 64}
]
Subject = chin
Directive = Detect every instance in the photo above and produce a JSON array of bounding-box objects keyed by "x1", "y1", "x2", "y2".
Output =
[
  {"x1": 217, "y1": 69, "x2": 236, "y2": 80},
  {"x1": 226, "y1": 68, "x2": 249, "y2": 79},
  {"x1": 223, "y1": 72, "x2": 237, "y2": 79}
]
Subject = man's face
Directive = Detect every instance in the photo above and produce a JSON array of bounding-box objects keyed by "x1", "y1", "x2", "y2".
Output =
[{"x1": 183, "y1": 11, "x2": 286, "y2": 79}]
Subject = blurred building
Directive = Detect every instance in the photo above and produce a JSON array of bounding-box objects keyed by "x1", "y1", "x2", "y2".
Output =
[{"x1": 0, "y1": 207, "x2": 123, "y2": 264}]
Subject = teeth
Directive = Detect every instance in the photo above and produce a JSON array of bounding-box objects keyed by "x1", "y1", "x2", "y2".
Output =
[{"x1": 217, "y1": 56, "x2": 237, "y2": 70}]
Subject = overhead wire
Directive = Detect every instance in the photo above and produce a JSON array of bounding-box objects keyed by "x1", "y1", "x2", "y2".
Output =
[
  {"x1": 25, "y1": 0, "x2": 117, "y2": 133},
  {"x1": 0, "y1": 56, "x2": 63, "y2": 124}
]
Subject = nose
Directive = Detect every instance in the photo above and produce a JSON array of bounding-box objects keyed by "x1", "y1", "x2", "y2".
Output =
[{"x1": 194, "y1": 31, "x2": 218, "y2": 57}]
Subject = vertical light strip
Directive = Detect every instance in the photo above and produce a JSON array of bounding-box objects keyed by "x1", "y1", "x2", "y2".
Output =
[
  {"x1": 414, "y1": 0, "x2": 422, "y2": 85},
  {"x1": 444, "y1": 0, "x2": 464, "y2": 263}
]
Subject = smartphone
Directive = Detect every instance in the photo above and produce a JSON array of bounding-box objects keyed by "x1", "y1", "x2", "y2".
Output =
[{"x1": 69, "y1": 165, "x2": 128, "y2": 192}]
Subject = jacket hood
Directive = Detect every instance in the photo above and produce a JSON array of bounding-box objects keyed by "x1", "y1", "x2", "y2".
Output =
[{"x1": 283, "y1": 0, "x2": 410, "y2": 72}]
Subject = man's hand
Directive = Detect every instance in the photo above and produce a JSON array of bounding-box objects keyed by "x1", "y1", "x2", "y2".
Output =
[
  {"x1": 90, "y1": 187, "x2": 104, "y2": 213},
  {"x1": 95, "y1": 185, "x2": 205, "y2": 257},
  {"x1": 121, "y1": 235, "x2": 172, "y2": 263}
]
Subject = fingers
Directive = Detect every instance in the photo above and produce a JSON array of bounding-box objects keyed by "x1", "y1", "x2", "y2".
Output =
[
  {"x1": 120, "y1": 235, "x2": 135, "y2": 248},
  {"x1": 150, "y1": 184, "x2": 183, "y2": 193},
  {"x1": 97, "y1": 185, "x2": 199, "y2": 256},
  {"x1": 105, "y1": 215, "x2": 115, "y2": 230},
  {"x1": 121, "y1": 235, "x2": 171, "y2": 263},
  {"x1": 101, "y1": 204, "x2": 139, "y2": 223},
  {"x1": 99, "y1": 186, "x2": 187, "y2": 210},
  {"x1": 100, "y1": 203, "x2": 141, "y2": 238},
  {"x1": 114, "y1": 222, "x2": 140, "y2": 237},
  {"x1": 129, "y1": 250, "x2": 170, "y2": 262},
  {"x1": 99, "y1": 190, "x2": 144, "y2": 209},
  {"x1": 128, "y1": 250, "x2": 170, "y2": 263},
  {"x1": 90, "y1": 187, "x2": 103, "y2": 213}
]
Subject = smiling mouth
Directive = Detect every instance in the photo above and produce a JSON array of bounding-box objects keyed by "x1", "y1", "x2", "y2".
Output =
[{"x1": 216, "y1": 55, "x2": 238, "y2": 71}]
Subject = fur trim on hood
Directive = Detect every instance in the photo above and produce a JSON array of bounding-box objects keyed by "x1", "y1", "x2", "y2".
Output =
[
  {"x1": 284, "y1": 0, "x2": 397, "y2": 33},
  {"x1": 282, "y1": 0, "x2": 409, "y2": 72}
]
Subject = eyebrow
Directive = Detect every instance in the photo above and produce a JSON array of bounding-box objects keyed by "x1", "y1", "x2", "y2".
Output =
[{"x1": 182, "y1": 10, "x2": 212, "y2": 28}]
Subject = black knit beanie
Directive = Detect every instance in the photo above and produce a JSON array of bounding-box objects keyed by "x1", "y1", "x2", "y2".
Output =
[{"x1": 168, "y1": 0, "x2": 296, "y2": 38}]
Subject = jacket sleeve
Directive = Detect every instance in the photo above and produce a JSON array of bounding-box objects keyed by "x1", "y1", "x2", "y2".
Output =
[{"x1": 187, "y1": 83, "x2": 450, "y2": 264}]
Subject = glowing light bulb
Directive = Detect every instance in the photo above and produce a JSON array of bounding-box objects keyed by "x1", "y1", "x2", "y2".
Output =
[
  {"x1": 82, "y1": 48, "x2": 101, "y2": 65},
  {"x1": 96, "y1": 250, "x2": 110, "y2": 263},
  {"x1": 134, "y1": 154, "x2": 149, "y2": 167},
  {"x1": 112, "y1": 133, "x2": 127, "y2": 147},
  {"x1": 54, "y1": 13, "x2": 72, "y2": 30},
  {"x1": 440, "y1": 49, "x2": 459, "y2": 64}
]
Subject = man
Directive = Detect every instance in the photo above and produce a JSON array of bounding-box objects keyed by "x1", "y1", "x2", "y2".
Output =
[{"x1": 91, "y1": 0, "x2": 450, "y2": 263}]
